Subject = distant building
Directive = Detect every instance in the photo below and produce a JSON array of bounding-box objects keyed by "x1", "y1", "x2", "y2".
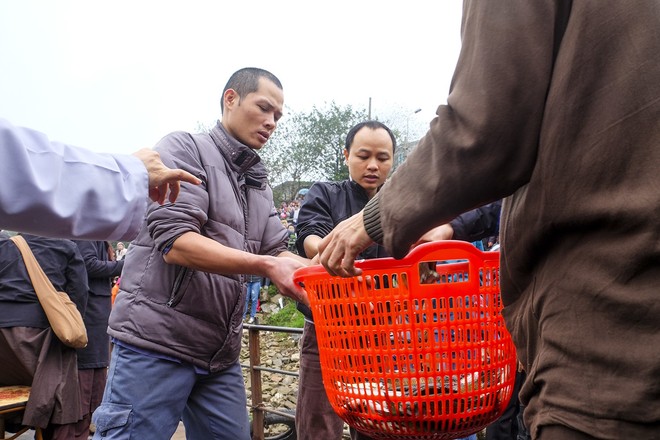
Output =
[{"x1": 394, "y1": 139, "x2": 419, "y2": 171}]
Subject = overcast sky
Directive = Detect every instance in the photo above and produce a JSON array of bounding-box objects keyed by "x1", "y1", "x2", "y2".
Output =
[{"x1": 0, "y1": 1, "x2": 463, "y2": 155}]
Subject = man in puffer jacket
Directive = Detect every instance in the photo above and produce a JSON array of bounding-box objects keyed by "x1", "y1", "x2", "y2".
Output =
[{"x1": 92, "y1": 67, "x2": 309, "y2": 440}]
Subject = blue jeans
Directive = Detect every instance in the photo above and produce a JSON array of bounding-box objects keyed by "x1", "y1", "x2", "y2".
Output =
[
  {"x1": 92, "y1": 345, "x2": 250, "y2": 440},
  {"x1": 243, "y1": 280, "x2": 261, "y2": 319}
]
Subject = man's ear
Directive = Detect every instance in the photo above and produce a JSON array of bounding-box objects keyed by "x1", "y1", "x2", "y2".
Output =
[
  {"x1": 224, "y1": 88, "x2": 239, "y2": 111},
  {"x1": 343, "y1": 148, "x2": 349, "y2": 164}
]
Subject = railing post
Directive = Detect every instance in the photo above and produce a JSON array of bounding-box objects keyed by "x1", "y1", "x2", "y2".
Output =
[{"x1": 248, "y1": 325, "x2": 264, "y2": 440}]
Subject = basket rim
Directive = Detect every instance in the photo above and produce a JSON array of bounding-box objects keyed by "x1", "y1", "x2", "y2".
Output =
[{"x1": 293, "y1": 240, "x2": 499, "y2": 282}]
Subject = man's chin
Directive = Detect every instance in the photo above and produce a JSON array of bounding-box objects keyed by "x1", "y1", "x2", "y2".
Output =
[
  {"x1": 361, "y1": 182, "x2": 379, "y2": 190},
  {"x1": 251, "y1": 136, "x2": 268, "y2": 150},
  {"x1": 243, "y1": 139, "x2": 264, "y2": 150}
]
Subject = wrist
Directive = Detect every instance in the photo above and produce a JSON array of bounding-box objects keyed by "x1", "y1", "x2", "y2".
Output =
[{"x1": 260, "y1": 255, "x2": 278, "y2": 279}]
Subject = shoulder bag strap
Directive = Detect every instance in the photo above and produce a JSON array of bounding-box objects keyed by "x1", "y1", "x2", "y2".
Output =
[
  {"x1": 9, "y1": 235, "x2": 88, "y2": 348},
  {"x1": 9, "y1": 235, "x2": 57, "y2": 299}
]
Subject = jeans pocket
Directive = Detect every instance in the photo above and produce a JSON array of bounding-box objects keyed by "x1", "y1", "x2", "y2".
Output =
[{"x1": 92, "y1": 402, "x2": 132, "y2": 436}]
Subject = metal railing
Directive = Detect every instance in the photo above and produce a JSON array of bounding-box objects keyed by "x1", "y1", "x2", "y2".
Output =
[{"x1": 241, "y1": 323, "x2": 303, "y2": 440}]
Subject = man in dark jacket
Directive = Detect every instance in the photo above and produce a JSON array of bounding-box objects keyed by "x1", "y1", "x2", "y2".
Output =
[
  {"x1": 92, "y1": 67, "x2": 308, "y2": 440},
  {"x1": 318, "y1": 2, "x2": 660, "y2": 439},
  {"x1": 294, "y1": 121, "x2": 396, "y2": 440},
  {"x1": 73, "y1": 240, "x2": 123, "y2": 440}
]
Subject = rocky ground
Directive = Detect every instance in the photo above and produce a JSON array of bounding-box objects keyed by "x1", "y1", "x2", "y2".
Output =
[
  {"x1": 240, "y1": 326, "x2": 302, "y2": 412},
  {"x1": 240, "y1": 325, "x2": 308, "y2": 439}
]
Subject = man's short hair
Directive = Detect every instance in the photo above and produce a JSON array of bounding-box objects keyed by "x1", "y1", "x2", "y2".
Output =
[
  {"x1": 345, "y1": 120, "x2": 397, "y2": 153},
  {"x1": 221, "y1": 67, "x2": 283, "y2": 112}
]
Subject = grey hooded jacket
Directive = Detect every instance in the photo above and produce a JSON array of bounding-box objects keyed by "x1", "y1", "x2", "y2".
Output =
[{"x1": 108, "y1": 122, "x2": 287, "y2": 373}]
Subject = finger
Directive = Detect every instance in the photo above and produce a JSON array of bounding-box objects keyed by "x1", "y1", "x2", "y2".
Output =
[
  {"x1": 319, "y1": 251, "x2": 337, "y2": 277},
  {"x1": 341, "y1": 260, "x2": 362, "y2": 278},
  {"x1": 298, "y1": 287, "x2": 311, "y2": 308},
  {"x1": 320, "y1": 242, "x2": 342, "y2": 277},
  {"x1": 317, "y1": 233, "x2": 330, "y2": 256},
  {"x1": 177, "y1": 170, "x2": 201, "y2": 186},
  {"x1": 297, "y1": 281, "x2": 312, "y2": 308},
  {"x1": 410, "y1": 239, "x2": 425, "y2": 250},
  {"x1": 148, "y1": 187, "x2": 159, "y2": 203},
  {"x1": 317, "y1": 236, "x2": 332, "y2": 273},
  {"x1": 284, "y1": 281, "x2": 309, "y2": 307},
  {"x1": 168, "y1": 181, "x2": 181, "y2": 203},
  {"x1": 343, "y1": 265, "x2": 362, "y2": 277},
  {"x1": 340, "y1": 252, "x2": 358, "y2": 277},
  {"x1": 157, "y1": 184, "x2": 167, "y2": 205},
  {"x1": 320, "y1": 257, "x2": 337, "y2": 276}
]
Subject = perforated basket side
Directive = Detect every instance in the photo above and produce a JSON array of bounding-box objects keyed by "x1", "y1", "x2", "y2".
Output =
[{"x1": 293, "y1": 241, "x2": 517, "y2": 439}]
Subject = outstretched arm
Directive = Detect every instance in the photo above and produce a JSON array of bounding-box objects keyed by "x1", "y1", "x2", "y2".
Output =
[
  {"x1": 163, "y1": 232, "x2": 309, "y2": 307},
  {"x1": 0, "y1": 119, "x2": 199, "y2": 240}
]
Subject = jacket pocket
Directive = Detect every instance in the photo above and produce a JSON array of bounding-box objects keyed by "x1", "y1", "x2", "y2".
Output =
[
  {"x1": 167, "y1": 266, "x2": 194, "y2": 308},
  {"x1": 92, "y1": 402, "x2": 132, "y2": 435}
]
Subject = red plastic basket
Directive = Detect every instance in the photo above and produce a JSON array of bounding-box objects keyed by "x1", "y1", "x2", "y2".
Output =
[{"x1": 293, "y1": 241, "x2": 516, "y2": 439}]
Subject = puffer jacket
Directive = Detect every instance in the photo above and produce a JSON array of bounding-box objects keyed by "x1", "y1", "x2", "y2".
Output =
[{"x1": 108, "y1": 122, "x2": 288, "y2": 373}]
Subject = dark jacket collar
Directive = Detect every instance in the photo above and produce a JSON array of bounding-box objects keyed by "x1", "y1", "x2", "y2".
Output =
[
  {"x1": 348, "y1": 178, "x2": 384, "y2": 202},
  {"x1": 209, "y1": 122, "x2": 268, "y2": 188}
]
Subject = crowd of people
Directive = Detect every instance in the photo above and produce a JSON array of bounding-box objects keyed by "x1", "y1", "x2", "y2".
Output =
[
  {"x1": 278, "y1": 200, "x2": 302, "y2": 226},
  {"x1": 1, "y1": 3, "x2": 659, "y2": 439}
]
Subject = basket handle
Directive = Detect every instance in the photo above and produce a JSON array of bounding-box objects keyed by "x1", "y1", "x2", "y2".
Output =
[
  {"x1": 402, "y1": 240, "x2": 496, "y2": 263},
  {"x1": 397, "y1": 240, "x2": 498, "y2": 293},
  {"x1": 292, "y1": 240, "x2": 498, "y2": 287}
]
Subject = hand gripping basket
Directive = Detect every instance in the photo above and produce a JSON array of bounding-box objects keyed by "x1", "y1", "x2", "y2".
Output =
[{"x1": 293, "y1": 241, "x2": 517, "y2": 440}]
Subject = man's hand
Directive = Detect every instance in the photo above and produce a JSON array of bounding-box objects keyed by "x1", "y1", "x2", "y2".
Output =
[
  {"x1": 411, "y1": 224, "x2": 454, "y2": 249},
  {"x1": 268, "y1": 256, "x2": 310, "y2": 307},
  {"x1": 132, "y1": 148, "x2": 201, "y2": 204},
  {"x1": 317, "y1": 211, "x2": 373, "y2": 277}
]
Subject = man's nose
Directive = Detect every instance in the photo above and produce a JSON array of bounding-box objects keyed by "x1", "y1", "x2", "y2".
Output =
[{"x1": 264, "y1": 114, "x2": 276, "y2": 129}]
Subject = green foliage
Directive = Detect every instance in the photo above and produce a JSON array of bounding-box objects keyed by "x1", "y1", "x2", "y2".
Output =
[
  {"x1": 264, "y1": 299, "x2": 305, "y2": 328},
  {"x1": 260, "y1": 101, "x2": 367, "y2": 188},
  {"x1": 266, "y1": 284, "x2": 279, "y2": 297},
  {"x1": 194, "y1": 120, "x2": 214, "y2": 134}
]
